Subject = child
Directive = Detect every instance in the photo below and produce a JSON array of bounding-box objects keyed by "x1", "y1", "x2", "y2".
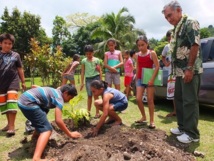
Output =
[
  {"x1": 18, "y1": 84, "x2": 82, "y2": 161},
  {"x1": 130, "y1": 50, "x2": 137, "y2": 96},
  {"x1": 80, "y1": 45, "x2": 102, "y2": 118},
  {"x1": 130, "y1": 50, "x2": 136, "y2": 74},
  {"x1": 123, "y1": 50, "x2": 134, "y2": 98},
  {"x1": 0, "y1": 33, "x2": 26, "y2": 136},
  {"x1": 89, "y1": 80, "x2": 128, "y2": 136},
  {"x1": 61, "y1": 54, "x2": 81, "y2": 86},
  {"x1": 104, "y1": 38, "x2": 123, "y2": 91},
  {"x1": 135, "y1": 35, "x2": 159, "y2": 129},
  {"x1": 161, "y1": 30, "x2": 176, "y2": 117}
]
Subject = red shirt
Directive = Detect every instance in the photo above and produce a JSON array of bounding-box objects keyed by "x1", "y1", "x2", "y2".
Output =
[{"x1": 137, "y1": 51, "x2": 153, "y2": 79}]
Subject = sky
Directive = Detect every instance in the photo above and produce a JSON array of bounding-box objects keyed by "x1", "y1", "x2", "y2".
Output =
[{"x1": 0, "y1": 0, "x2": 214, "y2": 40}]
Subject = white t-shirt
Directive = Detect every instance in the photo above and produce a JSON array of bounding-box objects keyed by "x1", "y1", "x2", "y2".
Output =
[{"x1": 162, "y1": 43, "x2": 172, "y2": 74}]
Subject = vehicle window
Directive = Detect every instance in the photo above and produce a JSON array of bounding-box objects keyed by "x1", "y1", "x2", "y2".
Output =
[
  {"x1": 209, "y1": 41, "x2": 214, "y2": 61},
  {"x1": 201, "y1": 39, "x2": 214, "y2": 62}
]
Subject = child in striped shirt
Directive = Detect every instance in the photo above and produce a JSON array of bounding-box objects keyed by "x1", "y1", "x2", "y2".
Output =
[{"x1": 18, "y1": 84, "x2": 82, "y2": 161}]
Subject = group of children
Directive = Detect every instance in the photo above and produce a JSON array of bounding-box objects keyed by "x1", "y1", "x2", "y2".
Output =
[{"x1": 1, "y1": 33, "x2": 162, "y2": 160}]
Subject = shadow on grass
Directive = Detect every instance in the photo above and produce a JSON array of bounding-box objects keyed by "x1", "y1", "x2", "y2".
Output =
[
  {"x1": 130, "y1": 123, "x2": 148, "y2": 129},
  {"x1": 157, "y1": 114, "x2": 177, "y2": 124},
  {"x1": 199, "y1": 104, "x2": 214, "y2": 122},
  {"x1": 8, "y1": 138, "x2": 33, "y2": 160},
  {"x1": 0, "y1": 130, "x2": 7, "y2": 136},
  {"x1": 127, "y1": 96, "x2": 137, "y2": 104},
  {"x1": 0, "y1": 128, "x2": 21, "y2": 137},
  {"x1": 155, "y1": 100, "x2": 214, "y2": 123},
  {"x1": 155, "y1": 99, "x2": 174, "y2": 113}
]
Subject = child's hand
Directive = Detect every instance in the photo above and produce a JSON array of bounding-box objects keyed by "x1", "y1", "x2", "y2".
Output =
[
  {"x1": 165, "y1": 61, "x2": 171, "y2": 67},
  {"x1": 69, "y1": 131, "x2": 82, "y2": 138},
  {"x1": 96, "y1": 64, "x2": 101, "y2": 72},
  {"x1": 109, "y1": 67, "x2": 117, "y2": 73},
  {"x1": 80, "y1": 84, "x2": 84, "y2": 91},
  {"x1": 22, "y1": 83, "x2": 26, "y2": 91},
  {"x1": 62, "y1": 73, "x2": 68, "y2": 76},
  {"x1": 148, "y1": 80, "x2": 154, "y2": 86},
  {"x1": 89, "y1": 127, "x2": 99, "y2": 137}
]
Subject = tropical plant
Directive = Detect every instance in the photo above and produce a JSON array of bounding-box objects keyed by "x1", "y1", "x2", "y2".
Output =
[
  {"x1": 66, "y1": 12, "x2": 99, "y2": 30},
  {"x1": 91, "y1": 7, "x2": 145, "y2": 57},
  {"x1": 63, "y1": 95, "x2": 90, "y2": 127},
  {"x1": 71, "y1": 21, "x2": 102, "y2": 56},
  {"x1": 24, "y1": 38, "x2": 71, "y2": 87}
]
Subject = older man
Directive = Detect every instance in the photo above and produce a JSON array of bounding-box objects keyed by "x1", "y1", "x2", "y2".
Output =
[{"x1": 162, "y1": 1, "x2": 203, "y2": 143}]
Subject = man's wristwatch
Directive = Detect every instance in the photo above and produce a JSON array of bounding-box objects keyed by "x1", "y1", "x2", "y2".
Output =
[{"x1": 186, "y1": 66, "x2": 193, "y2": 71}]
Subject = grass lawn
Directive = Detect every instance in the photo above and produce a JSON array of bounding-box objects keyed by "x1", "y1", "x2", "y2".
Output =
[{"x1": 0, "y1": 76, "x2": 214, "y2": 161}]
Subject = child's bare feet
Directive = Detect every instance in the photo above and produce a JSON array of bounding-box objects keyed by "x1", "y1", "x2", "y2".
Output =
[
  {"x1": 6, "y1": 129, "x2": 15, "y2": 136},
  {"x1": 134, "y1": 118, "x2": 147, "y2": 125},
  {"x1": 6, "y1": 125, "x2": 15, "y2": 136},
  {"x1": 148, "y1": 122, "x2": 156, "y2": 129}
]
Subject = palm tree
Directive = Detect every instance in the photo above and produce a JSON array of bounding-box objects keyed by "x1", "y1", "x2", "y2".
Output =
[{"x1": 91, "y1": 7, "x2": 145, "y2": 56}]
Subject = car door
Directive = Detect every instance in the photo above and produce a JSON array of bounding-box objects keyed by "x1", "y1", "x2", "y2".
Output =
[{"x1": 199, "y1": 38, "x2": 214, "y2": 104}]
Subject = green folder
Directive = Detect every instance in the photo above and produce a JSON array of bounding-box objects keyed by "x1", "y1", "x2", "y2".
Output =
[
  {"x1": 141, "y1": 68, "x2": 163, "y2": 86},
  {"x1": 105, "y1": 59, "x2": 120, "y2": 72}
]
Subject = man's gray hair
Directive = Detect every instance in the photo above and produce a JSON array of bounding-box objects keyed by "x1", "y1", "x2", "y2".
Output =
[{"x1": 162, "y1": 0, "x2": 182, "y2": 13}]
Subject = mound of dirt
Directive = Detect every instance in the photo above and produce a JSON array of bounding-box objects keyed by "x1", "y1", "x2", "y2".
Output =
[{"x1": 23, "y1": 119, "x2": 196, "y2": 161}]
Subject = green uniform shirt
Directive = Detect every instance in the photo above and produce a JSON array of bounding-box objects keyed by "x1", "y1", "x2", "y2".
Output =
[{"x1": 81, "y1": 57, "x2": 100, "y2": 78}]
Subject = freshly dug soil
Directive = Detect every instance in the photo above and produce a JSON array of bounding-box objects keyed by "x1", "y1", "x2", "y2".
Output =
[{"x1": 23, "y1": 119, "x2": 196, "y2": 161}]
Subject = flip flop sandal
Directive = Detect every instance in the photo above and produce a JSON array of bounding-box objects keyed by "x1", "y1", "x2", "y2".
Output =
[
  {"x1": 1, "y1": 126, "x2": 9, "y2": 131},
  {"x1": 166, "y1": 113, "x2": 176, "y2": 117},
  {"x1": 6, "y1": 130, "x2": 15, "y2": 136},
  {"x1": 148, "y1": 123, "x2": 156, "y2": 129},
  {"x1": 134, "y1": 120, "x2": 148, "y2": 125}
]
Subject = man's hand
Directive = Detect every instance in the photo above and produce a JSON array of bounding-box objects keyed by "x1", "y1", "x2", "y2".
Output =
[
  {"x1": 69, "y1": 131, "x2": 82, "y2": 139},
  {"x1": 184, "y1": 70, "x2": 193, "y2": 83}
]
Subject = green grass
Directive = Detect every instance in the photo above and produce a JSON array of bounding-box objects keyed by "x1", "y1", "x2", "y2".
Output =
[{"x1": 0, "y1": 76, "x2": 214, "y2": 161}]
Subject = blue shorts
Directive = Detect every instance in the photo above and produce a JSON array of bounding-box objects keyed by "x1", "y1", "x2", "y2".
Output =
[
  {"x1": 19, "y1": 107, "x2": 52, "y2": 133},
  {"x1": 136, "y1": 79, "x2": 148, "y2": 87},
  {"x1": 86, "y1": 75, "x2": 100, "y2": 96},
  {"x1": 112, "y1": 102, "x2": 128, "y2": 112}
]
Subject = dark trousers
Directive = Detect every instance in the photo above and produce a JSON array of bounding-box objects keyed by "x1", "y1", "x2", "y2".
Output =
[{"x1": 174, "y1": 74, "x2": 201, "y2": 139}]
